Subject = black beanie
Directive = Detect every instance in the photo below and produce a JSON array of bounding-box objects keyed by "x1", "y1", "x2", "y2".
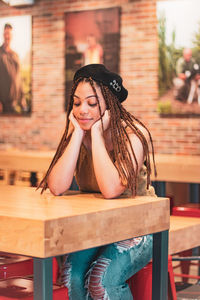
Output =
[{"x1": 73, "y1": 64, "x2": 128, "y2": 103}]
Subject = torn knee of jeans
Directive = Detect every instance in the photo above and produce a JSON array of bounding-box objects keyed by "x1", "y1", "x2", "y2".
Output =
[
  {"x1": 114, "y1": 237, "x2": 144, "y2": 253},
  {"x1": 85, "y1": 257, "x2": 111, "y2": 300},
  {"x1": 60, "y1": 254, "x2": 71, "y2": 289}
]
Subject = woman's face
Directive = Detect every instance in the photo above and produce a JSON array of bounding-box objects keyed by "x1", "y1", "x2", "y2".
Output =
[{"x1": 72, "y1": 81, "x2": 106, "y2": 130}]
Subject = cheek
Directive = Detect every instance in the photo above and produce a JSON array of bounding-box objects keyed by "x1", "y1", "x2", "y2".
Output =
[
  {"x1": 72, "y1": 106, "x2": 78, "y2": 116},
  {"x1": 100, "y1": 103, "x2": 106, "y2": 116}
]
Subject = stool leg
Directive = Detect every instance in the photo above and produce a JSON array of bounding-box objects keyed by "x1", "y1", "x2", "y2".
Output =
[
  {"x1": 179, "y1": 249, "x2": 192, "y2": 284},
  {"x1": 168, "y1": 256, "x2": 177, "y2": 300}
]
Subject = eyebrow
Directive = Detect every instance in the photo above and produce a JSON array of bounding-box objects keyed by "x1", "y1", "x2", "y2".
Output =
[{"x1": 73, "y1": 94, "x2": 97, "y2": 100}]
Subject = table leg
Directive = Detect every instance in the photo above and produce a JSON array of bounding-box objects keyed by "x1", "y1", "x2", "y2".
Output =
[
  {"x1": 189, "y1": 183, "x2": 199, "y2": 203},
  {"x1": 152, "y1": 181, "x2": 166, "y2": 197},
  {"x1": 152, "y1": 230, "x2": 169, "y2": 300},
  {"x1": 34, "y1": 257, "x2": 53, "y2": 300}
]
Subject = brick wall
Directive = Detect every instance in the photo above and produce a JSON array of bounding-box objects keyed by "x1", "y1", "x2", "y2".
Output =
[{"x1": 0, "y1": 0, "x2": 200, "y2": 155}]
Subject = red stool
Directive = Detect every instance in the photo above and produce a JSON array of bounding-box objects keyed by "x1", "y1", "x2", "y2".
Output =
[
  {"x1": 52, "y1": 257, "x2": 59, "y2": 284},
  {"x1": 127, "y1": 256, "x2": 177, "y2": 300},
  {"x1": 0, "y1": 254, "x2": 59, "y2": 284},
  {"x1": 172, "y1": 203, "x2": 200, "y2": 218},
  {"x1": 0, "y1": 253, "x2": 33, "y2": 280},
  {"x1": 172, "y1": 204, "x2": 200, "y2": 284},
  {"x1": 0, "y1": 277, "x2": 68, "y2": 300}
]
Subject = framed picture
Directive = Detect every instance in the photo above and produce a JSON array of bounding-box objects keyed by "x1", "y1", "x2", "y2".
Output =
[
  {"x1": 64, "y1": 7, "x2": 120, "y2": 110},
  {"x1": 157, "y1": 0, "x2": 200, "y2": 117},
  {"x1": 0, "y1": 15, "x2": 32, "y2": 115}
]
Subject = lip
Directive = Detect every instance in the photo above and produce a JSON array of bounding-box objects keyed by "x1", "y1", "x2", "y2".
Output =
[{"x1": 78, "y1": 118, "x2": 92, "y2": 123}]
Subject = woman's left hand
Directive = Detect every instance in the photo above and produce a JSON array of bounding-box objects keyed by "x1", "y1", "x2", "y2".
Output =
[{"x1": 91, "y1": 110, "x2": 110, "y2": 134}]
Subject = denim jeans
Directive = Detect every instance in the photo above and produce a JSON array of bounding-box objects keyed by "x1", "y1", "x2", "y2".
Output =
[{"x1": 61, "y1": 234, "x2": 152, "y2": 300}]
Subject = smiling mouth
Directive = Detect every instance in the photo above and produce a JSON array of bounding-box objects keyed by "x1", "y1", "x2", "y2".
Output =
[{"x1": 78, "y1": 118, "x2": 92, "y2": 123}]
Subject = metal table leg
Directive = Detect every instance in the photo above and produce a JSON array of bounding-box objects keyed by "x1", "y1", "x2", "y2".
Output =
[
  {"x1": 152, "y1": 181, "x2": 166, "y2": 197},
  {"x1": 34, "y1": 257, "x2": 53, "y2": 300},
  {"x1": 189, "y1": 183, "x2": 199, "y2": 203},
  {"x1": 152, "y1": 230, "x2": 169, "y2": 300}
]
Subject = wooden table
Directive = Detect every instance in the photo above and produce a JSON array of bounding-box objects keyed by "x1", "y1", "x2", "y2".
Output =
[
  {"x1": 1, "y1": 151, "x2": 199, "y2": 200},
  {"x1": 169, "y1": 216, "x2": 200, "y2": 255},
  {"x1": 151, "y1": 154, "x2": 200, "y2": 202},
  {"x1": 0, "y1": 150, "x2": 54, "y2": 173},
  {"x1": 0, "y1": 185, "x2": 170, "y2": 300}
]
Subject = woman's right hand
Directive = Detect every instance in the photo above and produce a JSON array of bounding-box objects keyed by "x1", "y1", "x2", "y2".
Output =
[{"x1": 69, "y1": 111, "x2": 85, "y2": 137}]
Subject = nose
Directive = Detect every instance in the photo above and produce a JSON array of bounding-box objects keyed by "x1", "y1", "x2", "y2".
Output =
[{"x1": 79, "y1": 102, "x2": 88, "y2": 115}]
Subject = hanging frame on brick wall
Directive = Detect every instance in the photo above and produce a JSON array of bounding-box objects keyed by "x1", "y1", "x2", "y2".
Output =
[
  {"x1": 0, "y1": 15, "x2": 32, "y2": 116},
  {"x1": 64, "y1": 7, "x2": 121, "y2": 111},
  {"x1": 156, "y1": 0, "x2": 200, "y2": 118}
]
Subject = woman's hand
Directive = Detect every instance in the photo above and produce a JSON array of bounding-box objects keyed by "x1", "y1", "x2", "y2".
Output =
[
  {"x1": 69, "y1": 111, "x2": 85, "y2": 137},
  {"x1": 91, "y1": 110, "x2": 110, "y2": 135}
]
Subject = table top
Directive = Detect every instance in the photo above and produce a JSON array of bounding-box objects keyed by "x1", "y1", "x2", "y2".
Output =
[
  {"x1": 1, "y1": 150, "x2": 199, "y2": 183},
  {"x1": 0, "y1": 185, "x2": 169, "y2": 258},
  {"x1": 0, "y1": 150, "x2": 54, "y2": 173},
  {"x1": 151, "y1": 154, "x2": 200, "y2": 183},
  {"x1": 169, "y1": 216, "x2": 200, "y2": 254}
]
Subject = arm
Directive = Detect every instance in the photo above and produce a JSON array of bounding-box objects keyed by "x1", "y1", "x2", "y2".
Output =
[
  {"x1": 91, "y1": 112, "x2": 148, "y2": 199},
  {"x1": 48, "y1": 113, "x2": 84, "y2": 195}
]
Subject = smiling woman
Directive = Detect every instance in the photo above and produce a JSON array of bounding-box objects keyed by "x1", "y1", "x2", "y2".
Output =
[{"x1": 38, "y1": 64, "x2": 156, "y2": 300}]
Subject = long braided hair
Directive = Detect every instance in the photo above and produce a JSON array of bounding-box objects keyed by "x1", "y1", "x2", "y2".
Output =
[{"x1": 38, "y1": 77, "x2": 156, "y2": 196}]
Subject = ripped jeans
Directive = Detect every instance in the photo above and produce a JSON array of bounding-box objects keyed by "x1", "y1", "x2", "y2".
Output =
[{"x1": 61, "y1": 234, "x2": 152, "y2": 300}]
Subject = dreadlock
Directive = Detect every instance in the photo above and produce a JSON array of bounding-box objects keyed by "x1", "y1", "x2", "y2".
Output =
[{"x1": 38, "y1": 77, "x2": 156, "y2": 196}]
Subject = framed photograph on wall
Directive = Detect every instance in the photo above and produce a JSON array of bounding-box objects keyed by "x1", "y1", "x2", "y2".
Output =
[
  {"x1": 64, "y1": 7, "x2": 120, "y2": 110},
  {"x1": 0, "y1": 15, "x2": 32, "y2": 116},
  {"x1": 157, "y1": 0, "x2": 200, "y2": 117}
]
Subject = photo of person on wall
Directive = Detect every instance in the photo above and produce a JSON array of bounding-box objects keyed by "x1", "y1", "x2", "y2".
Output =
[{"x1": 0, "y1": 16, "x2": 32, "y2": 115}]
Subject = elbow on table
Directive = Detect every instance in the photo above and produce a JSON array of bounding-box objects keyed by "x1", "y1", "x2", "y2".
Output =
[
  {"x1": 48, "y1": 181, "x2": 69, "y2": 196},
  {"x1": 48, "y1": 186, "x2": 66, "y2": 196},
  {"x1": 101, "y1": 187, "x2": 125, "y2": 199}
]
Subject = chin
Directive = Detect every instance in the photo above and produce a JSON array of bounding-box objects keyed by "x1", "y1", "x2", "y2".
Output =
[{"x1": 77, "y1": 123, "x2": 92, "y2": 131}]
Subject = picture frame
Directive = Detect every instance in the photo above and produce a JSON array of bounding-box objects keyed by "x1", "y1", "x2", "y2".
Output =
[
  {"x1": 157, "y1": 0, "x2": 200, "y2": 117},
  {"x1": 64, "y1": 7, "x2": 120, "y2": 110},
  {"x1": 0, "y1": 15, "x2": 32, "y2": 116}
]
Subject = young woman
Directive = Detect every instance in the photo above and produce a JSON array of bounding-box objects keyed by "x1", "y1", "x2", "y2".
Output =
[{"x1": 39, "y1": 64, "x2": 156, "y2": 300}]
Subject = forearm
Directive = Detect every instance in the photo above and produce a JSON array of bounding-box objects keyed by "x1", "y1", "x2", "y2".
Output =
[
  {"x1": 48, "y1": 131, "x2": 83, "y2": 195},
  {"x1": 91, "y1": 131, "x2": 125, "y2": 198}
]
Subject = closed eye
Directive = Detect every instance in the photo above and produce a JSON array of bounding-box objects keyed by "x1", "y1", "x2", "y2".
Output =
[
  {"x1": 73, "y1": 102, "x2": 80, "y2": 107},
  {"x1": 89, "y1": 103, "x2": 98, "y2": 107}
]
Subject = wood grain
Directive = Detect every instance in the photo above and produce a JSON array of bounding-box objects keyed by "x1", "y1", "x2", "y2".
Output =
[
  {"x1": 0, "y1": 185, "x2": 169, "y2": 258},
  {"x1": 169, "y1": 216, "x2": 200, "y2": 255},
  {"x1": 1, "y1": 150, "x2": 199, "y2": 183},
  {"x1": 0, "y1": 150, "x2": 54, "y2": 173},
  {"x1": 151, "y1": 154, "x2": 200, "y2": 183}
]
